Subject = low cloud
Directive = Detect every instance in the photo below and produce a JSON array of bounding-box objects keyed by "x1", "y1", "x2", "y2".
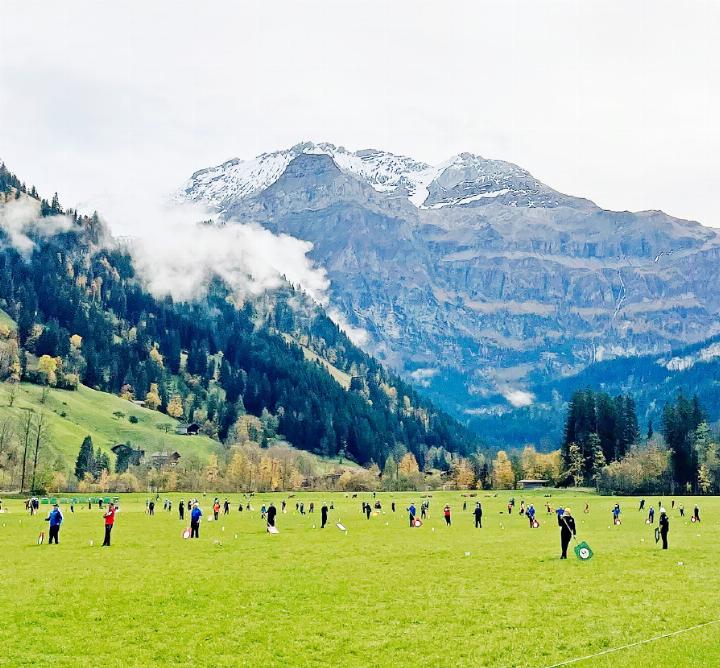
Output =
[
  {"x1": 326, "y1": 307, "x2": 370, "y2": 347},
  {"x1": 127, "y1": 207, "x2": 330, "y2": 305},
  {"x1": 502, "y1": 389, "x2": 535, "y2": 408},
  {"x1": 409, "y1": 367, "x2": 439, "y2": 388},
  {"x1": 102, "y1": 195, "x2": 368, "y2": 344},
  {"x1": 0, "y1": 197, "x2": 73, "y2": 257}
]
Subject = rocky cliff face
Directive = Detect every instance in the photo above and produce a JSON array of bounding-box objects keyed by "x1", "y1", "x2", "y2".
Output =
[{"x1": 181, "y1": 143, "x2": 720, "y2": 422}]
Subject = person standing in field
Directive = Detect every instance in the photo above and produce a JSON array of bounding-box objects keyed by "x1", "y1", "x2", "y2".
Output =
[
  {"x1": 102, "y1": 503, "x2": 116, "y2": 546},
  {"x1": 391, "y1": 501, "x2": 396, "y2": 513},
  {"x1": 45, "y1": 503, "x2": 63, "y2": 544},
  {"x1": 612, "y1": 504, "x2": 621, "y2": 525},
  {"x1": 267, "y1": 502, "x2": 277, "y2": 529},
  {"x1": 190, "y1": 503, "x2": 202, "y2": 538},
  {"x1": 559, "y1": 508, "x2": 576, "y2": 559},
  {"x1": 223, "y1": 499, "x2": 230, "y2": 515},
  {"x1": 443, "y1": 504, "x2": 451, "y2": 526},
  {"x1": 365, "y1": 503, "x2": 371, "y2": 520},
  {"x1": 408, "y1": 502, "x2": 417, "y2": 527},
  {"x1": 281, "y1": 500, "x2": 286, "y2": 513},
  {"x1": 474, "y1": 502, "x2": 483, "y2": 528},
  {"x1": 321, "y1": 502, "x2": 328, "y2": 528},
  {"x1": 148, "y1": 500, "x2": 155, "y2": 516},
  {"x1": 507, "y1": 501, "x2": 513, "y2": 515},
  {"x1": 659, "y1": 508, "x2": 669, "y2": 549},
  {"x1": 679, "y1": 503, "x2": 685, "y2": 517},
  {"x1": 527, "y1": 504, "x2": 536, "y2": 527},
  {"x1": 648, "y1": 506, "x2": 655, "y2": 524},
  {"x1": 179, "y1": 500, "x2": 185, "y2": 521},
  {"x1": 639, "y1": 499, "x2": 645, "y2": 511},
  {"x1": 694, "y1": 505, "x2": 701, "y2": 522},
  {"x1": 463, "y1": 501, "x2": 467, "y2": 512},
  {"x1": 584, "y1": 502, "x2": 589, "y2": 514},
  {"x1": 213, "y1": 500, "x2": 220, "y2": 521}
]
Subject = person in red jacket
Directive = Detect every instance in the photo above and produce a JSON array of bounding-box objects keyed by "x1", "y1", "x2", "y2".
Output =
[
  {"x1": 443, "y1": 504, "x2": 451, "y2": 526},
  {"x1": 102, "y1": 503, "x2": 116, "y2": 546}
]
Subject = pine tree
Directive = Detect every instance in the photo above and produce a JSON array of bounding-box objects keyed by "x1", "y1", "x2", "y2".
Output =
[{"x1": 75, "y1": 436, "x2": 95, "y2": 480}]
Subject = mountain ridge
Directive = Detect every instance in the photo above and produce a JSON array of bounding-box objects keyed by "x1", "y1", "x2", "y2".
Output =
[{"x1": 182, "y1": 144, "x2": 720, "y2": 442}]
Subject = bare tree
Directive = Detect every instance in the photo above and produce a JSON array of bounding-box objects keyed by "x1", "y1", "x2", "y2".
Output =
[
  {"x1": 0, "y1": 417, "x2": 17, "y2": 488},
  {"x1": 7, "y1": 381, "x2": 17, "y2": 407},
  {"x1": 19, "y1": 410, "x2": 35, "y2": 494},
  {"x1": 30, "y1": 411, "x2": 48, "y2": 493}
]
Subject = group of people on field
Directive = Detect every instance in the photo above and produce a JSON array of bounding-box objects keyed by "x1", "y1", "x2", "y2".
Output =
[
  {"x1": 40, "y1": 501, "x2": 116, "y2": 546},
  {"x1": 29, "y1": 491, "x2": 703, "y2": 557}
]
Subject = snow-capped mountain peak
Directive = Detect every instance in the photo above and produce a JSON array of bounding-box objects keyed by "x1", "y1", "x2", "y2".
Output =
[{"x1": 179, "y1": 142, "x2": 549, "y2": 210}]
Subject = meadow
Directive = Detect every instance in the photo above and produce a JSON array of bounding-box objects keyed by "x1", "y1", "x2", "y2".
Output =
[{"x1": 1, "y1": 490, "x2": 719, "y2": 668}]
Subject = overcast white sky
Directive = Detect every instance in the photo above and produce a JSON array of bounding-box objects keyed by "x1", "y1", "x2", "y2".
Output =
[{"x1": 1, "y1": 0, "x2": 719, "y2": 230}]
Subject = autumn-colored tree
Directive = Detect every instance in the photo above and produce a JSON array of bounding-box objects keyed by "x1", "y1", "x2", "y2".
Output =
[
  {"x1": 566, "y1": 443, "x2": 584, "y2": 487},
  {"x1": 288, "y1": 468, "x2": 305, "y2": 491},
  {"x1": 37, "y1": 355, "x2": 58, "y2": 386},
  {"x1": 145, "y1": 383, "x2": 161, "y2": 410},
  {"x1": 698, "y1": 464, "x2": 712, "y2": 494},
  {"x1": 204, "y1": 454, "x2": 221, "y2": 488},
  {"x1": 167, "y1": 395, "x2": 184, "y2": 419},
  {"x1": 398, "y1": 452, "x2": 420, "y2": 475},
  {"x1": 453, "y1": 457, "x2": 476, "y2": 489},
  {"x1": 492, "y1": 450, "x2": 515, "y2": 489},
  {"x1": 119, "y1": 384, "x2": 134, "y2": 401},
  {"x1": 50, "y1": 470, "x2": 67, "y2": 493},
  {"x1": 69, "y1": 334, "x2": 82, "y2": 349},
  {"x1": 149, "y1": 345, "x2": 164, "y2": 368}
]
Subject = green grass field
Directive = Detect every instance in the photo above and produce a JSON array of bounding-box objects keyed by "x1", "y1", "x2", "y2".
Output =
[
  {"x1": 1, "y1": 490, "x2": 719, "y2": 667},
  {"x1": 0, "y1": 382, "x2": 222, "y2": 465}
]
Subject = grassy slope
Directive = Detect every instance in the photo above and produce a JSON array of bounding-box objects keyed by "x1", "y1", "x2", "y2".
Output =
[
  {"x1": 0, "y1": 490, "x2": 718, "y2": 667},
  {"x1": 0, "y1": 308, "x2": 16, "y2": 330},
  {"x1": 281, "y1": 333, "x2": 352, "y2": 389},
  {"x1": 0, "y1": 382, "x2": 222, "y2": 466}
]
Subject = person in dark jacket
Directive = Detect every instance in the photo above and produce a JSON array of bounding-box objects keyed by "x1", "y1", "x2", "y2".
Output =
[
  {"x1": 559, "y1": 508, "x2": 576, "y2": 559},
  {"x1": 365, "y1": 503, "x2": 371, "y2": 519},
  {"x1": 659, "y1": 508, "x2": 669, "y2": 549},
  {"x1": 321, "y1": 503, "x2": 328, "y2": 528},
  {"x1": 267, "y1": 502, "x2": 277, "y2": 528},
  {"x1": 223, "y1": 499, "x2": 230, "y2": 515},
  {"x1": 474, "y1": 502, "x2": 483, "y2": 528},
  {"x1": 179, "y1": 500, "x2": 185, "y2": 521},
  {"x1": 46, "y1": 504, "x2": 63, "y2": 544},
  {"x1": 148, "y1": 500, "x2": 155, "y2": 516},
  {"x1": 190, "y1": 503, "x2": 202, "y2": 538},
  {"x1": 694, "y1": 505, "x2": 701, "y2": 522}
]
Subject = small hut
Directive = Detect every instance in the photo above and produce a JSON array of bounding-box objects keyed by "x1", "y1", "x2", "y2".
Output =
[{"x1": 518, "y1": 479, "x2": 550, "y2": 490}]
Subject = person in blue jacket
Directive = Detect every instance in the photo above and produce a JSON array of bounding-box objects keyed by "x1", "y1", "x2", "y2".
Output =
[
  {"x1": 45, "y1": 503, "x2": 63, "y2": 544},
  {"x1": 408, "y1": 502, "x2": 417, "y2": 527},
  {"x1": 527, "y1": 504, "x2": 536, "y2": 527},
  {"x1": 190, "y1": 503, "x2": 202, "y2": 538},
  {"x1": 612, "y1": 503, "x2": 621, "y2": 524}
]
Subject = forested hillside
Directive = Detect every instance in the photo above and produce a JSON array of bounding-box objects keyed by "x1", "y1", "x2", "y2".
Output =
[{"x1": 0, "y1": 163, "x2": 479, "y2": 473}]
